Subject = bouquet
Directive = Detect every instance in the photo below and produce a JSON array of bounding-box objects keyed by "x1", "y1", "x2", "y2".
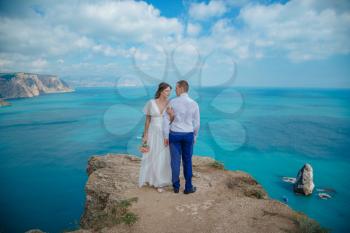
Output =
[{"x1": 139, "y1": 141, "x2": 150, "y2": 153}]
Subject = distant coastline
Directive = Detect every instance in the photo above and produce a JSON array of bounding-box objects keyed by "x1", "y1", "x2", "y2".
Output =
[
  {"x1": 0, "y1": 72, "x2": 74, "y2": 101},
  {"x1": 69, "y1": 84, "x2": 350, "y2": 90}
]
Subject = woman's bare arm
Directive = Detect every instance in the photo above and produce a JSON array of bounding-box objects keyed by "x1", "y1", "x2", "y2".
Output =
[{"x1": 143, "y1": 115, "x2": 151, "y2": 143}]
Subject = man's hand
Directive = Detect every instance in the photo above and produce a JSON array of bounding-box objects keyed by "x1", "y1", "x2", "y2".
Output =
[
  {"x1": 166, "y1": 107, "x2": 175, "y2": 122},
  {"x1": 164, "y1": 138, "x2": 169, "y2": 146},
  {"x1": 166, "y1": 106, "x2": 174, "y2": 115}
]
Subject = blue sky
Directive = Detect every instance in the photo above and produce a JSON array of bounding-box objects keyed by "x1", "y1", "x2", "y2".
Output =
[{"x1": 0, "y1": 0, "x2": 349, "y2": 88}]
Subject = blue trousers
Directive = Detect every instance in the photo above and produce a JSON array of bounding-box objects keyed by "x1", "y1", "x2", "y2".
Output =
[{"x1": 169, "y1": 131, "x2": 194, "y2": 192}]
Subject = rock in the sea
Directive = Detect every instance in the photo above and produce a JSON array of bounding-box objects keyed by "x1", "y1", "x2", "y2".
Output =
[
  {"x1": 0, "y1": 72, "x2": 74, "y2": 99},
  {"x1": 0, "y1": 98, "x2": 11, "y2": 107},
  {"x1": 293, "y1": 163, "x2": 315, "y2": 195},
  {"x1": 25, "y1": 229, "x2": 46, "y2": 233}
]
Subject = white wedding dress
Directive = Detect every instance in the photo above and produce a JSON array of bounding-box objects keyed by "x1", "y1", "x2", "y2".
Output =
[{"x1": 138, "y1": 99, "x2": 172, "y2": 188}]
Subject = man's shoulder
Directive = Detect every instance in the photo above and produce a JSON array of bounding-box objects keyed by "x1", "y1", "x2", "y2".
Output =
[
  {"x1": 183, "y1": 96, "x2": 199, "y2": 110},
  {"x1": 169, "y1": 96, "x2": 186, "y2": 102},
  {"x1": 169, "y1": 97, "x2": 177, "y2": 104},
  {"x1": 170, "y1": 94, "x2": 198, "y2": 106},
  {"x1": 187, "y1": 96, "x2": 199, "y2": 107}
]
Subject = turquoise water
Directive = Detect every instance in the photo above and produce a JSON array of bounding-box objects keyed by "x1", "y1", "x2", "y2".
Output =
[{"x1": 0, "y1": 87, "x2": 350, "y2": 232}]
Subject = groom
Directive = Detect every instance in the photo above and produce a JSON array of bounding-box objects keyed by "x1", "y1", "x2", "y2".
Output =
[{"x1": 163, "y1": 80, "x2": 200, "y2": 194}]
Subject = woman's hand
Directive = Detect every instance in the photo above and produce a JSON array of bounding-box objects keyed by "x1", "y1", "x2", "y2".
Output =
[{"x1": 164, "y1": 138, "x2": 169, "y2": 146}]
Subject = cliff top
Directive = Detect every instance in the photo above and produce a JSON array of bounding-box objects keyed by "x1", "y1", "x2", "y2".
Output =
[{"x1": 66, "y1": 153, "x2": 327, "y2": 233}]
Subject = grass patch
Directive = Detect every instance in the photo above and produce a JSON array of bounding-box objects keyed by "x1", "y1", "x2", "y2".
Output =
[
  {"x1": 226, "y1": 176, "x2": 258, "y2": 189},
  {"x1": 210, "y1": 160, "x2": 225, "y2": 170},
  {"x1": 118, "y1": 197, "x2": 138, "y2": 209},
  {"x1": 91, "y1": 197, "x2": 139, "y2": 230},
  {"x1": 244, "y1": 187, "x2": 265, "y2": 199},
  {"x1": 226, "y1": 175, "x2": 267, "y2": 199},
  {"x1": 121, "y1": 212, "x2": 139, "y2": 225},
  {"x1": 292, "y1": 212, "x2": 329, "y2": 233}
]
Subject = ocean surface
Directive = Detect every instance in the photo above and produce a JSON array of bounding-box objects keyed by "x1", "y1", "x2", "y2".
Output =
[{"x1": 0, "y1": 86, "x2": 350, "y2": 233}]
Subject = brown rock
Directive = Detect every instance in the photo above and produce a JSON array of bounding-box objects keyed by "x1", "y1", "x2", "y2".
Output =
[
  {"x1": 293, "y1": 163, "x2": 315, "y2": 195},
  {"x1": 25, "y1": 229, "x2": 46, "y2": 233},
  {"x1": 0, "y1": 98, "x2": 11, "y2": 107}
]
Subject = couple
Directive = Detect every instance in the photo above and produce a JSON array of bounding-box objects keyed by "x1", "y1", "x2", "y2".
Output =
[{"x1": 138, "y1": 80, "x2": 200, "y2": 194}]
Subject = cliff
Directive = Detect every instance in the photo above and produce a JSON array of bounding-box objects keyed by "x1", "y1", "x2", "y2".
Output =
[
  {"x1": 66, "y1": 154, "x2": 327, "y2": 233},
  {"x1": 0, "y1": 72, "x2": 74, "y2": 99}
]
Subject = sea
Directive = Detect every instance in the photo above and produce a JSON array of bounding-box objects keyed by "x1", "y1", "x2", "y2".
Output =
[{"x1": 0, "y1": 86, "x2": 349, "y2": 233}]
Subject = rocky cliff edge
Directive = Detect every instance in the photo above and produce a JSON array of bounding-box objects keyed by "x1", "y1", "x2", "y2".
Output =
[{"x1": 66, "y1": 154, "x2": 327, "y2": 233}]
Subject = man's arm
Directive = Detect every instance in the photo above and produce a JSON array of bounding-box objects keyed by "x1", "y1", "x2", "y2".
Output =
[{"x1": 193, "y1": 103, "x2": 200, "y2": 142}]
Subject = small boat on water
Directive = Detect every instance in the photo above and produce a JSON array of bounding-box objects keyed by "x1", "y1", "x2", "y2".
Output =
[
  {"x1": 316, "y1": 188, "x2": 337, "y2": 193},
  {"x1": 318, "y1": 192, "x2": 332, "y2": 200},
  {"x1": 282, "y1": 177, "x2": 296, "y2": 184}
]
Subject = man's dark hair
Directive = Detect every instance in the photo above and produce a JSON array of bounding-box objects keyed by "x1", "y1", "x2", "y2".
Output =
[{"x1": 177, "y1": 80, "x2": 189, "y2": 92}]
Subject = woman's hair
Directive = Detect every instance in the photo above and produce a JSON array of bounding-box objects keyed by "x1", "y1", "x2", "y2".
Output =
[{"x1": 155, "y1": 82, "x2": 172, "y2": 99}]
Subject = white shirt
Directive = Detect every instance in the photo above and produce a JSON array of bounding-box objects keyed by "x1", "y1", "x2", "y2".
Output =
[{"x1": 163, "y1": 93, "x2": 200, "y2": 139}]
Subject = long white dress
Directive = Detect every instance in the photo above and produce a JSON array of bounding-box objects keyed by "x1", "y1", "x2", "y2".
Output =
[{"x1": 138, "y1": 99, "x2": 172, "y2": 188}]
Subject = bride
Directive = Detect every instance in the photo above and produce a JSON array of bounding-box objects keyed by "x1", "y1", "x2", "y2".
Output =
[{"x1": 138, "y1": 82, "x2": 174, "y2": 193}]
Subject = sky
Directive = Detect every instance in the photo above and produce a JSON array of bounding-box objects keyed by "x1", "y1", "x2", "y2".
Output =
[{"x1": 0, "y1": 0, "x2": 349, "y2": 88}]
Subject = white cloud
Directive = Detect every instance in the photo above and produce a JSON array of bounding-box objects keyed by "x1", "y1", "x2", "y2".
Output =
[
  {"x1": 238, "y1": 0, "x2": 350, "y2": 61},
  {"x1": 92, "y1": 44, "x2": 134, "y2": 58},
  {"x1": 187, "y1": 23, "x2": 202, "y2": 36},
  {"x1": 0, "y1": 0, "x2": 185, "y2": 78},
  {"x1": 0, "y1": 0, "x2": 349, "y2": 83},
  {"x1": 31, "y1": 58, "x2": 48, "y2": 69},
  {"x1": 189, "y1": 1, "x2": 227, "y2": 21},
  {"x1": 0, "y1": 0, "x2": 183, "y2": 58},
  {"x1": 0, "y1": 17, "x2": 94, "y2": 56},
  {"x1": 47, "y1": 1, "x2": 183, "y2": 43},
  {"x1": 0, "y1": 58, "x2": 12, "y2": 67},
  {"x1": 181, "y1": 0, "x2": 350, "y2": 62}
]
